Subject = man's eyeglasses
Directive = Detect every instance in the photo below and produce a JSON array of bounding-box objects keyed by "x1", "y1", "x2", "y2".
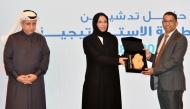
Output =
[{"x1": 162, "y1": 20, "x2": 176, "y2": 24}]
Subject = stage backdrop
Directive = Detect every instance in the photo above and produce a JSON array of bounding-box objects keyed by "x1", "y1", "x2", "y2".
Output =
[{"x1": 0, "y1": 0, "x2": 190, "y2": 109}]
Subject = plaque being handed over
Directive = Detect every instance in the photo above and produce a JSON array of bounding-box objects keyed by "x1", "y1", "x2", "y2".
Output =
[{"x1": 121, "y1": 37, "x2": 147, "y2": 73}]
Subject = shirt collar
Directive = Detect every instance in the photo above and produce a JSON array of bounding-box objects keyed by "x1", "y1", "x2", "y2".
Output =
[
  {"x1": 21, "y1": 30, "x2": 34, "y2": 40},
  {"x1": 164, "y1": 29, "x2": 176, "y2": 39}
]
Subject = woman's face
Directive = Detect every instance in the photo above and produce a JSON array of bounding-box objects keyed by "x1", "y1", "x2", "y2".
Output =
[{"x1": 97, "y1": 16, "x2": 107, "y2": 32}]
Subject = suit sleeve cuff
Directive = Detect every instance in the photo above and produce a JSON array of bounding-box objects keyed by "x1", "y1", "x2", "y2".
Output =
[
  {"x1": 34, "y1": 69, "x2": 43, "y2": 77},
  {"x1": 153, "y1": 68, "x2": 159, "y2": 76},
  {"x1": 12, "y1": 70, "x2": 19, "y2": 78}
]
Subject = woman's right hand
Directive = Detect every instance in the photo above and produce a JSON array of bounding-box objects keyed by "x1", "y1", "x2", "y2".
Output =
[{"x1": 119, "y1": 57, "x2": 128, "y2": 66}]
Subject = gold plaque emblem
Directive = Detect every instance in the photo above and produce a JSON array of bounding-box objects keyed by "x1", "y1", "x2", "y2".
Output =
[{"x1": 132, "y1": 53, "x2": 144, "y2": 69}]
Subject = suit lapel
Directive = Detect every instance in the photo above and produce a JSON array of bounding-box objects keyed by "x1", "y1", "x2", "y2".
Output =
[
  {"x1": 160, "y1": 30, "x2": 178, "y2": 56},
  {"x1": 164, "y1": 30, "x2": 178, "y2": 48}
]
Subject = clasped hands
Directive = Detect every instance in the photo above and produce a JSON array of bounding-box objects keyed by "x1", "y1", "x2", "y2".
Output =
[{"x1": 17, "y1": 74, "x2": 37, "y2": 84}]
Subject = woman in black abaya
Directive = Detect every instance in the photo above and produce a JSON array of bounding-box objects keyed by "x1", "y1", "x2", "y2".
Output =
[{"x1": 82, "y1": 12, "x2": 126, "y2": 109}]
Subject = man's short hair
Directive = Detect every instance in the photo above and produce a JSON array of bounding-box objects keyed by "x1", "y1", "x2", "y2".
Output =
[{"x1": 163, "y1": 11, "x2": 177, "y2": 21}]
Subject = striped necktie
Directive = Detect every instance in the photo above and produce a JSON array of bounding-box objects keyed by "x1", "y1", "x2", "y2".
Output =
[{"x1": 155, "y1": 34, "x2": 169, "y2": 67}]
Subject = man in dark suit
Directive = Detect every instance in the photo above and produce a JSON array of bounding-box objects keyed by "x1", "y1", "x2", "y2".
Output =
[{"x1": 142, "y1": 11, "x2": 188, "y2": 109}]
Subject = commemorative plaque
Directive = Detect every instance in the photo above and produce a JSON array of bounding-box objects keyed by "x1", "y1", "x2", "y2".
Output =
[{"x1": 121, "y1": 37, "x2": 147, "y2": 73}]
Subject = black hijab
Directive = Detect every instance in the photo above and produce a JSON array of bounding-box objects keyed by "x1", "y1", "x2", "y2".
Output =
[{"x1": 92, "y1": 12, "x2": 109, "y2": 37}]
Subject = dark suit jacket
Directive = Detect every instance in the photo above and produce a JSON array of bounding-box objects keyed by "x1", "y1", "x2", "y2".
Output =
[{"x1": 149, "y1": 30, "x2": 187, "y2": 90}]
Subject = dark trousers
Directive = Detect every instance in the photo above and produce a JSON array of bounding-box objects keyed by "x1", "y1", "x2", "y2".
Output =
[{"x1": 157, "y1": 81, "x2": 184, "y2": 109}]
